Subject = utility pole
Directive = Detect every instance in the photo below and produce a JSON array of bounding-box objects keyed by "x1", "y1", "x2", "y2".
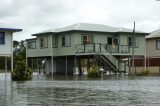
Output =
[{"x1": 132, "y1": 21, "x2": 135, "y2": 74}]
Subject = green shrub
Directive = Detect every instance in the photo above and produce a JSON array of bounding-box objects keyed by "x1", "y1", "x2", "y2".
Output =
[
  {"x1": 136, "y1": 70, "x2": 149, "y2": 76},
  {"x1": 87, "y1": 65, "x2": 100, "y2": 78},
  {"x1": 11, "y1": 61, "x2": 32, "y2": 81}
]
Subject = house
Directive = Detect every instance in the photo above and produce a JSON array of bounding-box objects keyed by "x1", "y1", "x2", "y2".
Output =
[
  {"x1": 0, "y1": 23, "x2": 22, "y2": 72},
  {"x1": 146, "y1": 29, "x2": 160, "y2": 66},
  {"x1": 26, "y1": 23, "x2": 147, "y2": 75}
]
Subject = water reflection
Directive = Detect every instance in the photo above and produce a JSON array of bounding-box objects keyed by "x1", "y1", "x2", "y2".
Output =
[{"x1": 1, "y1": 73, "x2": 160, "y2": 105}]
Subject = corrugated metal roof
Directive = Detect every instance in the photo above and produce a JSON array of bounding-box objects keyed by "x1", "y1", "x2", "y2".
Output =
[
  {"x1": 33, "y1": 23, "x2": 145, "y2": 35},
  {"x1": 146, "y1": 28, "x2": 160, "y2": 39},
  {"x1": 25, "y1": 38, "x2": 37, "y2": 41},
  {"x1": 0, "y1": 23, "x2": 22, "y2": 32}
]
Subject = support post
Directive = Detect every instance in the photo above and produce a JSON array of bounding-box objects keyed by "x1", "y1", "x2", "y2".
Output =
[
  {"x1": 31, "y1": 58, "x2": 33, "y2": 70},
  {"x1": 78, "y1": 58, "x2": 82, "y2": 76},
  {"x1": 51, "y1": 56, "x2": 53, "y2": 75},
  {"x1": 144, "y1": 38, "x2": 147, "y2": 71},
  {"x1": 11, "y1": 35, "x2": 13, "y2": 72},
  {"x1": 83, "y1": 59, "x2": 84, "y2": 74},
  {"x1": 159, "y1": 66, "x2": 160, "y2": 75},
  {"x1": 128, "y1": 57, "x2": 131, "y2": 75},
  {"x1": 37, "y1": 58, "x2": 39, "y2": 75},
  {"x1": 26, "y1": 43, "x2": 28, "y2": 67},
  {"x1": 87, "y1": 56, "x2": 90, "y2": 72},
  {"x1": 51, "y1": 35, "x2": 54, "y2": 76},
  {"x1": 74, "y1": 55, "x2": 77, "y2": 75},
  {"x1": 66, "y1": 56, "x2": 68, "y2": 75},
  {"x1": 5, "y1": 57, "x2": 7, "y2": 80}
]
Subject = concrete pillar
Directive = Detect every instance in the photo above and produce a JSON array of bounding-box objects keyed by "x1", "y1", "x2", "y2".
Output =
[
  {"x1": 5, "y1": 57, "x2": 7, "y2": 80},
  {"x1": 31, "y1": 58, "x2": 33, "y2": 70},
  {"x1": 46, "y1": 58, "x2": 51, "y2": 75},
  {"x1": 51, "y1": 56, "x2": 53, "y2": 75},
  {"x1": 66, "y1": 56, "x2": 68, "y2": 75},
  {"x1": 74, "y1": 55, "x2": 77, "y2": 75}
]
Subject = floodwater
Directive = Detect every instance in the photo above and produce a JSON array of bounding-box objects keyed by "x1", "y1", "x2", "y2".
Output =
[{"x1": 1, "y1": 73, "x2": 160, "y2": 106}]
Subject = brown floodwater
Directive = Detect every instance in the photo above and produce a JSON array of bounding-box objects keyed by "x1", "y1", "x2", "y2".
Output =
[{"x1": 1, "y1": 73, "x2": 160, "y2": 106}]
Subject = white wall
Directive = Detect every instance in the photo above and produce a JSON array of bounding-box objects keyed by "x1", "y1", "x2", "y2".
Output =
[{"x1": 0, "y1": 31, "x2": 12, "y2": 56}]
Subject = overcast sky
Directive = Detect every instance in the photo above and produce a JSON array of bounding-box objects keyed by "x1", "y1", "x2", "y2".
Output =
[{"x1": 0, "y1": 0, "x2": 160, "y2": 41}]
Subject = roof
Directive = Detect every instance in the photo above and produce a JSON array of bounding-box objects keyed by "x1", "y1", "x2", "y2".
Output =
[
  {"x1": 25, "y1": 38, "x2": 37, "y2": 41},
  {"x1": 146, "y1": 28, "x2": 160, "y2": 39},
  {"x1": 33, "y1": 23, "x2": 146, "y2": 36},
  {"x1": 0, "y1": 23, "x2": 22, "y2": 32}
]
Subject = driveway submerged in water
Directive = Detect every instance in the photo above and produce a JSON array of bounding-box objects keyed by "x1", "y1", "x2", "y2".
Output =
[{"x1": 1, "y1": 73, "x2": 160, "y2": 106}]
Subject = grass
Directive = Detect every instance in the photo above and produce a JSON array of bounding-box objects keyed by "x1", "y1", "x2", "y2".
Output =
[{"x1": 136, "y1": 70, "x2": 149, "y2": 76}]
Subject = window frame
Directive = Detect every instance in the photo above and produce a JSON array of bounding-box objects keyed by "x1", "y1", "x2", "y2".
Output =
[
  {"x1": 52, "y1": 36, "x2": 58, "y2": 48},
  {"x1": 81, "y1": 34, "x2": 93, "y2": 44},
  {"x1": 39, "y1": 36, "x2": 48, "y2": 48},
  {"x1": 156, "y1": 40, "x2": 160, "y2": 50},
  {"x1": 128, "y1": 36, "x2": 138, "y2": 48},
  {"x1": 107, "y1": 37, "x2": 119, "y2": 45},
  {"x1": 0, "y1": 32, "x2": 5, "y2": 45},
  {"x1": 28, "y1": 41, "x2": 36, "y2": 49},
  {"x1": 61, "y1": 35, "x2": 71, "y2": 47}
]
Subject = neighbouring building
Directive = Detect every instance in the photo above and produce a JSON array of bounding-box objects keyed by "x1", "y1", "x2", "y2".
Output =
[
  {"x1": 0, "y1": 23, "x2": 22, "y2": 72},
  {"x1": 146, "y1": 29, "x2": 160, "y2": 66},
  {"x1": 26, "y1": 23, "x2": 147, "y2": 75}
]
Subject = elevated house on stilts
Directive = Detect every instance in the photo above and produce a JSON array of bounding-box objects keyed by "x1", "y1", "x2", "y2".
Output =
[
  {"x1": 26, "y1": 23, "x2": 147, "y2": 75},
  {"x1": 0, "y1": 23, "x2": 22, "y2": 74}
]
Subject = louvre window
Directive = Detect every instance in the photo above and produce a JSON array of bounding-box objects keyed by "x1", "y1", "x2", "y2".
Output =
[
  {"x1": 61, "y1": 35, "x2": 71, "y2": 47},
  {"x1": 28, "y1": 41, "x2": 36, "y2": 49},
  {"x1": 128, "y1": 36, "x2": 138, "y2": 47},
  {"x1": 82, "y1": 35, "x2": 93, "y2": 44},
  {"x1": 40, "y1": 37, "x2": 48, "y2": 48},
  {"x1": 0, "y1": 32, "x2": 5, "y2": 44},
  {"x1": 52, "y1": 36, "x2": 58, "y2": 47}
]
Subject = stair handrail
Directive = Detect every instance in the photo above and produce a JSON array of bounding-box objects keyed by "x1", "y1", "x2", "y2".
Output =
[{"x1": 98, "y1": 44, "x2": 119, "y2": 70}]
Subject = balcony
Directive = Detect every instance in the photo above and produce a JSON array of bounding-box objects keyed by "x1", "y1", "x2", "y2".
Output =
[
  {"x1": 75, "y1": 43, "x2": 130, "y2": 54},
  {"x1": 106, "y1": 44, "x2": 130, "y2": 54}
]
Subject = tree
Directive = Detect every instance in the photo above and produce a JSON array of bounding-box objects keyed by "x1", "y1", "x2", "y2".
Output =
[
  {"x1": 13, "y1": 40, "x2": 26, "y2": 66},
  {"x1": 12, "y1": 40, "x2": 32, "y2": 81},
  {"x1": 11, "y1": 60, "x2": 32, "y2": 81}
]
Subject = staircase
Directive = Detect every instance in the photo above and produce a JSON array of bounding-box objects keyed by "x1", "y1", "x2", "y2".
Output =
[
  {"x1": 75, "y1": 43, "x2": 127, "y2": 73},
  {"x1": 95, "y1": 44, "x2": 126, "y2": 73}
]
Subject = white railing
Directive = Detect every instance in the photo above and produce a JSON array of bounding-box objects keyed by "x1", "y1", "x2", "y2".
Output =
[{"x1": 100, "y1": 44, "x2": 119, "y2": 71}]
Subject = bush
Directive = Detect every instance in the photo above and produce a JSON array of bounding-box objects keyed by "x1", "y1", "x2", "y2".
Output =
[
  {"x1": 87, "y1": 65, "x2": 100, "y2": 78},
  {"x1": 11, "y1": 61, "x2": 32, "y2": 81},
  {"x1": 136, "y1": 70, "x2": 149, "y2": 76}
]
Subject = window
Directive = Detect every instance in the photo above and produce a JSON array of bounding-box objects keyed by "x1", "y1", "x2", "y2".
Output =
[
  {"x1": 82, "y1": 34, "x2": 93, "y2": 44},
  {"x1": 28, "y1": 41, "x2": 36, "y2": 49},
  {"x1": 61, "y1": 35, "x2": 71, "y2": 47},
  {"x1": 0, "y1": 32, "x2": 5, "y2": 44},
  {"x1": 40, "y1": 37, "x2": 48, "y2": 48},
  {"x1": 107, "y1": 37, "x2": 119, "y2": 45},
  {"x1": 52, "y1": 36, "x2": 58, "y2": 47},
  {"x1": 107, "y1": 37, "x2": 112, "y2": 45},
  {"x1": 156, "y1": 40, "x2": 160, "y2": 50},
  {"x1": 128, "y1": 36, "x2": 138, "y2": 47}
]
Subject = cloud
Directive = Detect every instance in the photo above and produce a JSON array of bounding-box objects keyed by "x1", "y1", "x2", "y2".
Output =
[{"x1": 0, "y1": 0, "x2": 160, "y2": 41}]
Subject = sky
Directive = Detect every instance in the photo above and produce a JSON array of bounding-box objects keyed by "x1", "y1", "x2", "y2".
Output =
[{"x1": 0, "y1": 0, "x2": 160, "y2": 41}]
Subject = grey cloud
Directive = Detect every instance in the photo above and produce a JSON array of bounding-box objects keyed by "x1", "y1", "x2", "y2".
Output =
[{"x1": 0, "y1": 0, "x2": 160, "y2": 40}]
